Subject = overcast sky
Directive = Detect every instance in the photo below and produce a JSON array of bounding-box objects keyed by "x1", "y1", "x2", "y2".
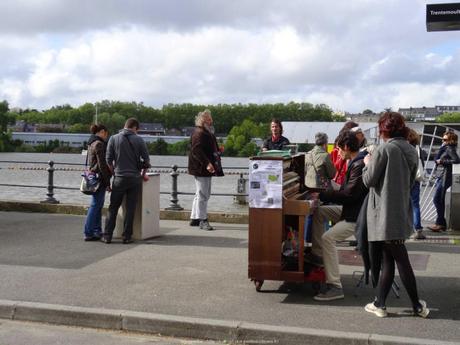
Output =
[{"x1": 1, "y1": 0, "x2": 460, "y2": 113}]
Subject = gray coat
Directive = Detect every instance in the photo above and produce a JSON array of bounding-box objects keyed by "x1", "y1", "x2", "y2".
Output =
[
  {"x1": 305, "y1": 145, "x2": 336, "y2": 188},
  {"x1": 363, "y1": 138, "x2": 418, "y2": 241}
]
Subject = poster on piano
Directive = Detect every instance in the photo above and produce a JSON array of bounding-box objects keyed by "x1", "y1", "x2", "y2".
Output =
[{"x1": 248, "y1": 159, "x2": 283, "y2": 208}]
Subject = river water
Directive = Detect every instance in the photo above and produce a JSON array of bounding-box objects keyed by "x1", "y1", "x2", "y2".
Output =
[{"x1": 0, "y1": 152, "x2": 250, "y2": 213}]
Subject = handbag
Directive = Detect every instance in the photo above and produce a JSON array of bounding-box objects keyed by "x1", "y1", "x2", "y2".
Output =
[{"x1": 80, "y1": 148, "x2": 101, "y2": 195}]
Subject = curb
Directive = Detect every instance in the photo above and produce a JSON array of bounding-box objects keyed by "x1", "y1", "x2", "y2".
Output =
[
  {"x1": 0, "y1": 200, "x2": 249, "y2": 224},
  {"x1": 0, "y1": 300, "x2": 458, "y2": 345}
]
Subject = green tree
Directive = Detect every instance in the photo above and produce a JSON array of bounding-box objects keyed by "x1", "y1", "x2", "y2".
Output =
[
  {"x1": 0, "y1": 100, "x2": 14, "y2": 152},
  {"x1": 0, "y1": 100, "x2": 11, "y2": 133},
  {"x1": 68, "y1": 123, "x2": 90, "y2": 133},
  {"x1": 436, "y1": 112, "x2": 460, "y2": 123},
  {"x1": 225, "y1": 119, "x2": 266, "y2": 157},
  {"x1": 147, "y1": 138, "x2": 168, "y2": 155},
  {"x1": 97, "y1": 112, "x2": 126, "y2": 134},
  {"x1": 167, "y1": 139, "x2": 190, "y2": 156}
]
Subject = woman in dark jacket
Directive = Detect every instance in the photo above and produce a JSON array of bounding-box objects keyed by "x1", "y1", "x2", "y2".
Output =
[
  {"x1": 428, "y1": 131, "x2": 460, "y2": 232},
  {"x1": 83, "y1": 124, "x2": 111, "y2": 241}
]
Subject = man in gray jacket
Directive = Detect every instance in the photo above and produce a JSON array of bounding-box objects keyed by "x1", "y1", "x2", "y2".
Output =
[
  {"x1": 305, "y1": 132, "x2": 335, "y2": 189},
  {"x1": 102, "y1": 118, "x2": 150, "y2": 244}
]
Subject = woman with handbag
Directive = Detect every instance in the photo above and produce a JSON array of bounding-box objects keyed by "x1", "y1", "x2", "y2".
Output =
[{"x1": 83, "y1": 124, "x2": 112, "y2": 241}]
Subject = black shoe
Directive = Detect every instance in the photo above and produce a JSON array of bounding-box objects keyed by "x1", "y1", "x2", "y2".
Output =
[
  {"x1": 84, "y1": 236, "x2": 99, "y2": 242},
  {"x1": 189, "y1": 219, "x2": 200, "y2": 226},
  {"x1": 101, "y1": 237, "x2": 112, "y2": 244},
  {"x1": 122, "y1": 238, "x2": 134, "y2": 244}
]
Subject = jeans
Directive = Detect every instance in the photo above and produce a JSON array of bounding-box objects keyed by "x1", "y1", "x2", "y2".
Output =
[
  {"x1": 410, "y1": 181, "x2": 422, "y2": 230},
  {"x1": 433, "y1": 178, "x2": 448, "y2": 227},
  {"x1": 84, "y1": 186, "x2": 106, "y2": 238},
  {"x1": 104, "y1": 176, "x2": 142, "y2": 240}
]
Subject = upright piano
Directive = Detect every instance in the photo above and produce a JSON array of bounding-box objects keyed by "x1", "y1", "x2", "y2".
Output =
[{"x1": 248, "y1": 154, "x2": 325, "y2": 291}]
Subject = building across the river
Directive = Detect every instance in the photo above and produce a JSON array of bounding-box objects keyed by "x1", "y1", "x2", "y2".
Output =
[{"x1": 11, "y1": 132, "x2": 190, "y2": 148}]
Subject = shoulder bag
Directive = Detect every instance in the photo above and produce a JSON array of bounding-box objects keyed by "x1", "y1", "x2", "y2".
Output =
[
  {"x1": 80, "y1": 147, "x2": 101, "y2": 195},
  {"x1": 308, "y1": 151, "x2": 331, "y2": 190},
  {"x1": 124, "y1": 134, "x2": 145, "y2": 171}
]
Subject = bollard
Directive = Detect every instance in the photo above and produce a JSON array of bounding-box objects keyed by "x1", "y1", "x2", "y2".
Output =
[
  {"x1": 40, "y1": 160, "x2": 60, "y2": 204},
  {"x1": 234, "y1": 173, "x2": 248, "y2": 205},
  {"x1": 166, "y1": 164, "x2": 184, "y2": 210}
]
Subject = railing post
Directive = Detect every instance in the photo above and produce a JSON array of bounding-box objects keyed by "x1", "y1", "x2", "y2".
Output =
[
  {"x1": 166, "y1": 164, "x2": 183, "y2": 210},
  {"x1": 234, "y1": 173, "x2": 248, "y2": 204},
  {"x1": 40, "y1": 160, "x2": 60, "y2": 204}
]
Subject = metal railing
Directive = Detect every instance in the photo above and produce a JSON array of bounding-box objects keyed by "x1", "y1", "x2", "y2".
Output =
[{"x1": 0, "y1": 160, "x2": 249, "y2": 207}]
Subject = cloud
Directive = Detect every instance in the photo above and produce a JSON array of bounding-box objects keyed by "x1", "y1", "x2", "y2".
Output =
[{"x1": 1, "y1": 0, "x2": 460, "y2": 112}]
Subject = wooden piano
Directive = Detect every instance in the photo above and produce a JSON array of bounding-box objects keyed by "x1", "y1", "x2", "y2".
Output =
[{"x1": 248, "y1": 154, "x2": 325, "y2": 291}]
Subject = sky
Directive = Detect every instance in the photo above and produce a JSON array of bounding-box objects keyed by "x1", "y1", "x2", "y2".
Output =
[{"x1": 1, "y1": 0, "x2": 460, "y2": 113}]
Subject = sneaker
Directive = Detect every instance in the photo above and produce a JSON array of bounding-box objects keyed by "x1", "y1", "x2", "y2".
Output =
[
  {"x1": 189, "y1": 219, "x2": 200, "y2": 226},
  {"x1": 101, "y1": 237, "x2": 112, "y2": 244},
  {"x1": 414, "y1": 300, "x2": 430, "y2": 318},
  {"x1": 415, "y1": 230, "x2": 426, "y2": 240},
  {"x1": 314, "y1": 284, "x2": 344, "y2": 301},
  {"x1": 365, "y1": 302, "x2": 388, "y2": 318},
  {"x1": 199, "y1": 220, "x2": 214, "y2": 231},
  {"x1": 410, "y1": 230, "x2": 426, "y2": 240}
]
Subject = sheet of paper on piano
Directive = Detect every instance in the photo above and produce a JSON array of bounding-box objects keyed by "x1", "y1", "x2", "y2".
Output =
[{"x1": 249, "y1": 159, "x2": 283, "y2": 208}]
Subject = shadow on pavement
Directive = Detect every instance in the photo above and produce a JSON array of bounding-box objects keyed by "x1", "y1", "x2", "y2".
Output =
[
  {"x1": 274, "y1": 274, "x2": 460, "y2": 321},
  {"x1": 144, "y1": 233, "x2": 247, "y2": 249}
]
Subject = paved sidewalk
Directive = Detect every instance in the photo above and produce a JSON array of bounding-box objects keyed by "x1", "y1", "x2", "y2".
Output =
[
  {"x1": 0, "y1": 319, "x2": 221, "y2": 345},
  {"x1": 0, "y1": 211, "x2": 459, "y2": 344}
]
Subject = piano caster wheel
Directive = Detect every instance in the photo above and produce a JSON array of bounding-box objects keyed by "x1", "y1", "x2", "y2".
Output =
[{"x1": 254, "y1": 280, "x2": 264, "y2": 292}]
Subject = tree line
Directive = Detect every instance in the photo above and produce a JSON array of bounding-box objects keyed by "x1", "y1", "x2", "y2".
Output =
[
  {"x1": 1, "y1": 99, "x2": 345, "y2": 155},
  {"x1": 6, "y1": 99, "x2": 459, "y2": 156},
  {"x1": 7, "y1": 100, "x2": 341, "y2": 135}
]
